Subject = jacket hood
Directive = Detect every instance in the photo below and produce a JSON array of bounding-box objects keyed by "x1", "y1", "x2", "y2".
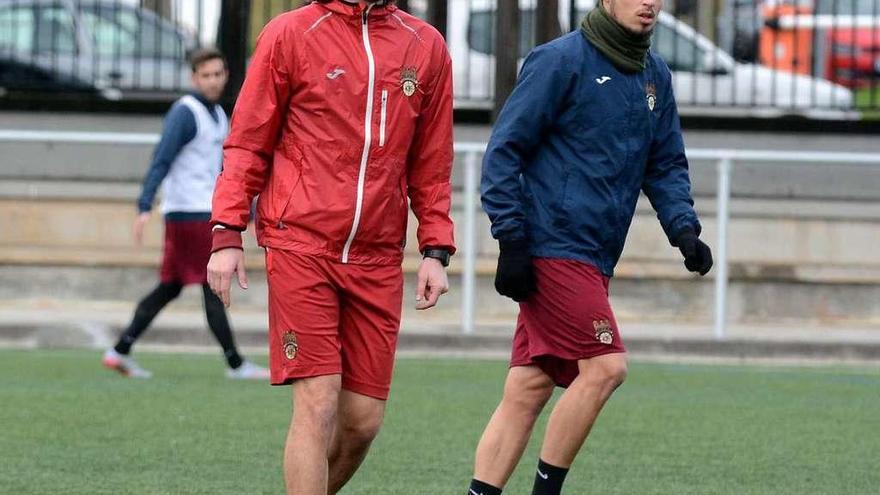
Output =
[{"x1": 316, "y1": 0, "x2": 396, "y2": 20}]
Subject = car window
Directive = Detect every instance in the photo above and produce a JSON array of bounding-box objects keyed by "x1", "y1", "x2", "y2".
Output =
[
  {"x1": 147, "y1": 25, "x2": 185, "y2": 59},
  {"x1": 78, "y1": 7, "x2": 183, "y2": 58},
  {"x1": 0, "y1": 7, "x2": 35, "y2": 51},
  {"x1": 34, "y1": 6, "x2": 77, "y2": 54},
  {"x1": 79, "y1": 9, "x2": 137, "y2": 56},
  {"x1": 468, "y1": 9, "x2": 535, "y2": 59},
  {"x1": 815, "y1": 0, "x2": 880, "y2": 15},
  {"x1": 652, "y1": 22, "x2": 710, "y2": 72}
]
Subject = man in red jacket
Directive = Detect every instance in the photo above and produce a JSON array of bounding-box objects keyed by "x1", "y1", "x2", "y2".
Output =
[{"x1": 206, "y1": 1, "x2": 455, "y2": 493}]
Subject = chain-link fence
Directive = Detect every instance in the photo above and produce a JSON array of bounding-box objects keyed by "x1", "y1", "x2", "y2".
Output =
[{"x1": 1, "y1": 0, "x2": 879, "y2": 120}]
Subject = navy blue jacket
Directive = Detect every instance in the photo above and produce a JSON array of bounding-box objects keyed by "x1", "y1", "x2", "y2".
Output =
[{"x1": 481, "y1": 32, "x2": 701, "y2": 277}]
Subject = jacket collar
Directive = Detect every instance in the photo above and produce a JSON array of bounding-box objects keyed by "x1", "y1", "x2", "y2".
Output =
[{"x1": 317, "y1": 0, "x2": 396, "y2": 20}]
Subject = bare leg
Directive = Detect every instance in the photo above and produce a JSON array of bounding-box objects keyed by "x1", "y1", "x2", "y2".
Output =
[
  {"x1": 539, "y1": 353, "x2": 627, "y2": 467},
  {"x1": 284, "y1": 374, "x2": 342, "y2": 495},
  {"x1": 472, "y1": 365, "x2": 556, "y2": 488},
  {"x1": 327, "y1": 390, "x2": 386, "y2": 494}
]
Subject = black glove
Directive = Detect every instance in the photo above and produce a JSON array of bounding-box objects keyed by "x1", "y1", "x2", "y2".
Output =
[
  {"x1": 675, "y1": 229, "x2": 713, "y2": 276},
  {"x1": 494, "y1": 239, "x2": 536, "y2": 302}
]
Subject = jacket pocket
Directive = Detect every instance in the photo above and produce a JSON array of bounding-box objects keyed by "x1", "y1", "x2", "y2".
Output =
[
  {"x1": 552, "y1": 168, "x2": 572, "y2": 228},
  {"x1": 557, "y1": 172, "x2": 611, "y2": 253},
  {"x1": 360, "y1": 153, "x2": 408, "y2": 249},
  {"x1": 397, "y1": 174, "x2": 408, "y2": 248},
  {"x1": 273, "y1": 142, "x2": 305, "y2": 229},
  {"x1": 379, "y1": 89, "x2": 388, "y2": 147}
]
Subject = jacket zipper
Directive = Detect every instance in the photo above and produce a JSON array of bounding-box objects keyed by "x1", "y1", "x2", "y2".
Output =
[
  {"x1": 379, "y1": 89, "x2": 388, "y2": 147},
  {"x1": 341, "y1": 6, "x2": 377, "y2": 263}
]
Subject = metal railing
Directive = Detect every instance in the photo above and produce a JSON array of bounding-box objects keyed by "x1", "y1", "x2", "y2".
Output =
[
  {"x1": 2, "y1": 129, "x2": 880, "y2": 339},
  {"x1": 455, "y1": 143, "x2": 880, "y2": 338}
]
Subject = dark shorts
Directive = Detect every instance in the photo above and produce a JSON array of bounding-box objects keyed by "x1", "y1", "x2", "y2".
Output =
[
  {"x1": 159, "y1": 220, "x2": 212, "y2": 285},
  {"x1": 265, "y1": 248, "x2": 403, "y2": 400},
  {"x1": 510, "y1": 258, "x2": 626, "y2": 387}
]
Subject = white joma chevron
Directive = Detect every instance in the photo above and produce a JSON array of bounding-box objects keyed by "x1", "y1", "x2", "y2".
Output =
[{"x1": 596, "y1": 76, "x2": 612, "y2": 84}]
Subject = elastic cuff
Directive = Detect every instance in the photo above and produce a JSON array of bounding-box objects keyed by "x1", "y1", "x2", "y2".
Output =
[
  {"x1": 671, "y1": 225, "x2": 697, "y2": 247},
  {"x1": 211, "y1": 228, "x2": 243, "y2": 253}
]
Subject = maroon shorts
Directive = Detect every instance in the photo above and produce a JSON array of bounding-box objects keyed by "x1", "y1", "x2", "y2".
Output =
[
  {"x1": 265, "y1": 249, "x2": 403, "y2": 400},
  {"x1": 510, "y1": 258, "x2": 626, "y2": 387},
  {"x1": 159, "y1": 220, "x2": 212, "y2": 285}
]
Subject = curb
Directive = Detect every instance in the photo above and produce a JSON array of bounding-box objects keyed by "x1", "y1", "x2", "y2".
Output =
[{"x1": 2, "y1": 322, "x2": 880, "y2": 364}]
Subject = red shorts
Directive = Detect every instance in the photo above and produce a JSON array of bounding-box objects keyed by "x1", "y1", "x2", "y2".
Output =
[
  {"x1": 511, "y1": 258, "x2": 626, "y2": 387},
  {"x1": 159, "y1": 220, "x2": 212, "y2": 285},
  {"x1": 265, "y1": 249, "x2": 403, "y2": 400}
]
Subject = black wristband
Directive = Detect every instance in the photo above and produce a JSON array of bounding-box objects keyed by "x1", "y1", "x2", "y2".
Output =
[{"x1": 422, "y1": 247, "x2": 450, "y2": 267}]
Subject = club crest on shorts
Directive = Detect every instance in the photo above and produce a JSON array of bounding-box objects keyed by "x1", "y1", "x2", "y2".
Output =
[
  {"x1": 400, "y1": 66, "x2": 419, "y2": 97},
  {"x1": 282, "y1": 330, "x2": 298, "y2": 360},
  {"x1": 646, "y1": 83, "x2": 657, "y2": 112},
  {"x1": 593, "y1": 320, "x2": 614, "y2": 345}
]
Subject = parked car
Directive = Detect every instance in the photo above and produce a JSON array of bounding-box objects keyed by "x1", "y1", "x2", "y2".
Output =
[
  {"x1": 447, "y1": 0, "x2": 856, "y2": 118},
  {"x1": 816, "y1": 0, "x2": 880, "y2": 87},
  {"x1": 0, "y1": 51, "x2": 110, "y2": 98},
  {"x1": 0, "y1": 0, "x2": 197, "y2": 99}
]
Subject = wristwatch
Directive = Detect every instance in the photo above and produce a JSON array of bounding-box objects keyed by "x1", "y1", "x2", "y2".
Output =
[{"x1": 422, "y1": 247, "x2": 451, "y2": 267}]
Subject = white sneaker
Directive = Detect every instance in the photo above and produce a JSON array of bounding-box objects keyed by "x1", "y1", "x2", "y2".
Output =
[
  {"x1": 102, "y1": 348, "x2": 153, "y2": 379},
  {"x1": 226, "y1": 361, "x2": 270, "y2": 380}
]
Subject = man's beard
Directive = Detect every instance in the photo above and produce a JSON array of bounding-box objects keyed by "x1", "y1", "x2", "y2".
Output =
[{"x1": 625, "y1": 24, "x2": 655, "y2": 37}]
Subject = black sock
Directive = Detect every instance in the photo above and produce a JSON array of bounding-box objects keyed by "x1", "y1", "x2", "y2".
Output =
[
  {"x1": 468, "y1": 479, "x2": 502, "y2": 495},
  {"x1": 202, "y1": 284, "x2": 244, "y2": 369},
  {"x1": 114, "y1": 282, "x2": 183, "y2": 354},
  {"x1": 531, "y1": 459, "x2": 569, "y2": 495}
]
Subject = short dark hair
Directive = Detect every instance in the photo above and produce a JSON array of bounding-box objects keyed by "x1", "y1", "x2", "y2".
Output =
[{"x1": 189, "y1": 48, "x2": 227, "y2": 73}]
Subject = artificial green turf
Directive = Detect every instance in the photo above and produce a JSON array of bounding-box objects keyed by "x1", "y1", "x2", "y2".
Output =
[
  {"x1": 855, "y1": 87, "x2": 880, "y2": 119},
  {"x1": 1, "y1": 350, "x2": 878, "y2": 494}
]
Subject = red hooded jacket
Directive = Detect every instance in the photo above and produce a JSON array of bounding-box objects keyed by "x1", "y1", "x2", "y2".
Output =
[{"x1": 211, "y1": 0, "x2": 455, "y2": 265}]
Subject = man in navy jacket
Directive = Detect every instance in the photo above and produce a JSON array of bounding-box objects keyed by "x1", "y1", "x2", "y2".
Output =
[{"x1": 468, "y1": 1, "x2": 713, "y2": 494}]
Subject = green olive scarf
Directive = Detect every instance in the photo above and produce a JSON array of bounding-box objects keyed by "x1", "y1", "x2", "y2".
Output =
[{"x1": 580, "y1": 2, "x2": 652, "y2": 73}]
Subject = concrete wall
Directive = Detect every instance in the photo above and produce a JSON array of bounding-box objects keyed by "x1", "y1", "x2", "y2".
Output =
[
  {"x1": 2, "y1": 113, "x2": 879, "y2": 327},
  {"x1": 2, "y1": 186, "x2": 879, "y2": 326}
]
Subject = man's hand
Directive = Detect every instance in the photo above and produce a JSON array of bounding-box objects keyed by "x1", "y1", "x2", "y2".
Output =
[
  {"x1": 132, "y1": 212, "x2": 151, "y2": 247},
  {"x1": 494, "y1": 239, "x2": 535, "y2": 302},
  {"x1": 207, "y1": 248, "x2": 248, "y2": 307},
  {"x1": 415, "y1": 257, "x2": 448, "y2": 310},
  {"x1": 675, "y1": 229, "x2": 713, "y2": 276}
]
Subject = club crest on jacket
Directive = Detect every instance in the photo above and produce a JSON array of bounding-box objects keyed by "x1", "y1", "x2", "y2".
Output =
[
  {"x1": 400, "y1": 66, "x2": 419, "y2": 97},
  {"x1": 646, "y1": 82, "x2": 657, "y2": 111}
]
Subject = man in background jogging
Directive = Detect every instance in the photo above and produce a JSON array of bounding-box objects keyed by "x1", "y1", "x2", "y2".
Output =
[{"x1": 102, "y1": 48, "x2": 269, "y2": 381}]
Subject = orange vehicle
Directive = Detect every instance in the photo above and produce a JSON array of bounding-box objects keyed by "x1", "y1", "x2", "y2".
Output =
[
  {"x1": 760, "y1": 1, "x2": 815, "y2": 76},
  {"x1": 761, "y1": 0, "x2": 880, "y2": 88}
]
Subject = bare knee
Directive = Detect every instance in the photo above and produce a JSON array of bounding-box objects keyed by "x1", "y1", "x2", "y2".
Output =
[
  {"x1": 293, "y1": 376, "x2": 342, "y2": 436},
  {"x1": 337, "y1": 391, "x2": 386, "y2": 448},
  {"x1": 604, "y1": 359, "x2": 628, "y2": 389},
  {"x1": 501, "y1": 367, "x2": 555, "y2": 420},
  {"x1": 339, "y1": 411, "x2": 384, "y2": 448},
  {"x1": 581, "y1": 354, "x2": 628, "y2": 392}
]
